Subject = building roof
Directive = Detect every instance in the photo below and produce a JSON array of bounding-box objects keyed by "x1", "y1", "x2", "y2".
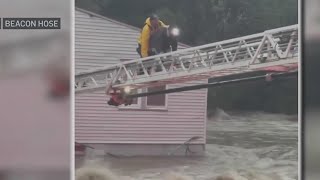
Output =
[{"x1": 75, "y1": 7, "x2": 190, "y2": 48}]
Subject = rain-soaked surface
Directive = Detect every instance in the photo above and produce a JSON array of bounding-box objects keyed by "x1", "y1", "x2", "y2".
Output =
[{"x1": 76, "y1": 110, "x2": 298, "y2": 180}]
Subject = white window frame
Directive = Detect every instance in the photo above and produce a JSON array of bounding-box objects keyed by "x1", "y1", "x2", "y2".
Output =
[
  {"x1": 144, "y1": 85, "x2": 168, "y2": 110},
  {"x1": 118, "y1": 86, "x2": 168, "y2": 111}
]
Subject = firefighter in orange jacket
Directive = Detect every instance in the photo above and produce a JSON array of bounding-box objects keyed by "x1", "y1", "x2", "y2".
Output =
[{"x1": 137, "y1": 14, "x2": 167, "y2": 58}]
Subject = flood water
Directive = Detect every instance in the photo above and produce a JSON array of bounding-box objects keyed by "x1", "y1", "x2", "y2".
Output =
[{"x1": 76, "y1": 111, "x2": 298, "y2": 180}]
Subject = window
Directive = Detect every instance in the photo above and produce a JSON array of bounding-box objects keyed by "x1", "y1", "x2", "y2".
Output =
[
  {"x1": 118, "y1": 86, "x2": 167, "y2": 110},
  {"x1": 118, "y1": 59, "x2": 167, "y2": 110},
  {"x1": 146, "y1": 86, "x2": 166, "y2": 107},
  {"x1": 130, "y1": 88, "x2": 139, "y2": 105}
]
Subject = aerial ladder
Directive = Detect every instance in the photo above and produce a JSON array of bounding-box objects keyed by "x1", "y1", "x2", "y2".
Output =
[{"x1": 75, "y1": 25, "x2": 299, "y2": 102}]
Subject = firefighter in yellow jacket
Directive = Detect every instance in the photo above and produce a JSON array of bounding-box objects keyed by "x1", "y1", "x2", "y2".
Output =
[{"x1": 137, "y1": 14, "x2": 167, "y2": 58}]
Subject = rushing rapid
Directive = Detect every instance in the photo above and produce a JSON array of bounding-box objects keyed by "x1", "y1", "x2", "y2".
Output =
[{"x1": 76, "y1": 110, "x2": 298, "y2": 180}]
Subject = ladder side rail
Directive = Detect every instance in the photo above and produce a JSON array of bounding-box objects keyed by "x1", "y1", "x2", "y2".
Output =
[
  {"x1": 111, "y1": 31, "x2": 298, "y2": 88},
  {"x1": 75, "y1": 25, "x2": 297, "y2": 80},
  {"x1": 75, "y1": 24, "x2": 298, "y2": 78},
  {"x1": 75, "y1": 25, "x2": 298, "y2": 93},
  {"x1": 110, "y1": 58, "x2": 299, "y2": 90}
]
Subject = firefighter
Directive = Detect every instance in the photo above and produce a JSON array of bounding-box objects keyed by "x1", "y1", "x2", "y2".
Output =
[{"x1": 137, "y1": 14, "x2": 168, "y2": 58}]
